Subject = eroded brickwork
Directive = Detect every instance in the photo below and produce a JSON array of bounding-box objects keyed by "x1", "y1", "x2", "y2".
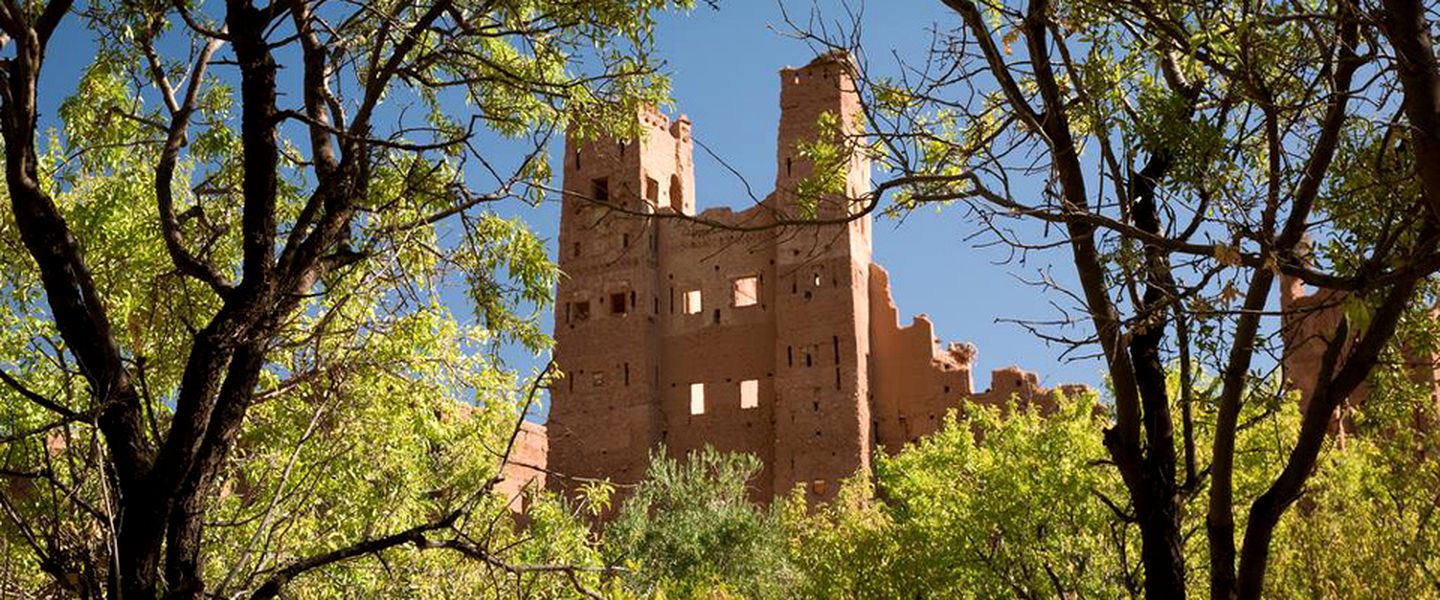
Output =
[{"x1": 543, "y1": 53, "x2": 1079, "y2": 504}]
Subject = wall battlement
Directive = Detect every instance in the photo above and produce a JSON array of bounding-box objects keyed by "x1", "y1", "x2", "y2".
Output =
[{"x1": 540, "y1": 53, "x2": 1082, "y2": 504}]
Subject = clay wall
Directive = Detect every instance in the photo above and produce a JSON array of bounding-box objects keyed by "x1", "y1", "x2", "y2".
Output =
[
  {"x1": 495, "y1": 422, "x2": 547, "y2": 512},
  {"x1": 869, "y1": 264, "x2": 977, "y2": 447},
  {"x1": 545, "y1": 52, "x2": 1083, "y2": 507},
  {"x1": 655, "y1": 205, "x2": 781, "y2": 497},
  {"x1": 770, "y1": 54, "x2": 875, "y2": 502}
]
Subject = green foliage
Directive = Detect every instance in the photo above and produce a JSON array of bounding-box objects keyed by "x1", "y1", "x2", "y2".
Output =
[
  {"x1": 605, "y1": 446, "x2": 798, "y2": 599},
  {"x1": 0, "y1": 0, "x2": 695, "y2": 596},
  {"x1": 784, "y1": 394, "x2": 1136, "y2": 598},
  {"x1": 599, "y1": 381, "x2": 1440, "y2": 599}
]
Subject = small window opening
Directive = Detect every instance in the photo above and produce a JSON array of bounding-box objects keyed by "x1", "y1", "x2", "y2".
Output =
[
  {"x1": 683, "y1": 290, "x2": 702, "y2": 315},
  {"x1": 669, "y1": 175, "x2": 683, "y2": 211},
  {"x1": 812, "y1": 401, "x2": 820, "y2": 412},
  {"x1": 646, "y1": 177, "x2": 660, "y2": 204},
  {"x1": 713, "y1": 308, "x2": 721, "y2": 324},
  {"x1": 610, "y1": 292, "x2": 626, "y2": 315},
  {"x1": 630, "y1": 291, "x2": 636, "y2": 308},
  {"x1": 804, "y1": 348, "x2": 813, "y2": 368},
  {"x1": 624, "y1": 363, "x2": 630, "y2": 386},
  {"x1": 574, "y1": 300, "x2": 590, "y2": 321},
  {"x1": 573, "y1": 241, "x2": 581, "y2": 257},
  {"x1": 574, "y1": 149, "x2": 582, "y2": 168},
  {"x1": 740, "y1": 380, "x2": 759, "y2": 409},
  {"x1": 787, "y1": 156, "x2": 793, "y2": 176},
  {"x1": 591, "y1": 177, "x2": 610, "y2": 204},
  {"x1": 690, "y1": 383, "x2": 706, "y2": 415},
  {"x1": 944, "y1": 385, "x2": 951, "y2": 394},
  {"x1": 622, "y1": 233, "x2": 630, "y2": 248},
  {"x1": 835, "y1": 366, "x2": 842, "y2": 390},
  {"x1": 832, "y1": 336, "x2": 840, "y2": 363},
  {"x1": 733, "y1": 276, "x2": 759, "y2": 307}
]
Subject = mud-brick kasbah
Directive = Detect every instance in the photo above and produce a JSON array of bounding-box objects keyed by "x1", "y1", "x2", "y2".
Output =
[{"x1": 496, "y1": 52, "x2": 1440, "y2": 510}]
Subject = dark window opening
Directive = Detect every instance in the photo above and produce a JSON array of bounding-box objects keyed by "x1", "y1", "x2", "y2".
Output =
[
  {"x1": 573, "y1": 241, "x2": 581, "y2": 257},
  {"x1": 610, "y1": 292, "x2": 626, "y2": 315},
  {"x1": 622, "y1": 233, "x2": 630, "y2": 248},
  {"x1": 944, "y1": 385, "x2": 951, "y2": 394},
  {"x1": 813, "y1": 401, "x2": 819, "y2": 412},
  {"x1": 591, "y1": 177, "x2": 610, "y2": 204},
  {"x1": 574, "y1": 300, "x2": 590, "y2": 321},
  {"x1": 835, "y1": 366, "x2": 842, "y2": 390},
  {"x1": 832, "y1": 336, "x2": 840, "y2": 363},
  {"x1": 787, "y1": 156, "x2": 793, "y2": 176},
  {"x1": 787, "y1": 346, "x2": 794, "y2": 367},
  {"x1": 804, "y1": 349, "x2": 813, "y2": 368},
  {"x1": 574, "y1": 149, "x2": 582, "y2": 168},
  {"x1": 669, "y1": 288, "x2": 675, "y2": 314},
  {"x1": 646, "y1": 177, "x2": 660, "y2": 203},
  {"x1": 669, "y1": 175, "x2": 683, "y2": 211},
  {"x1": 653, "y1": 295, "x2": 660, "y2": 314},
  {"x1": 712, "y1": 308, "x2": 721, "y2": 324},
  {"x1": 630, "y1": 291, "x2": 636, "y2": 308},
  {"x1": 624, "y1": 363, "x2": 630, "y2": 386}
]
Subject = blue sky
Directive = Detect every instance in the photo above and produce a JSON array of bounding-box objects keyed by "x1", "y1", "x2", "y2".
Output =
[{"x1": 36, "y1": 2, "x2": 1105, "y2": 413}]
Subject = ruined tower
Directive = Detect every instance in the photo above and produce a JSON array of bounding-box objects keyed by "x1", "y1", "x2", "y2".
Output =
[
  {"x1": 548, "y1": 106, "x2": 696, "y2": 492},
  {"x1": 769, "y1": 54, "x2": 876, "y2": 498}
]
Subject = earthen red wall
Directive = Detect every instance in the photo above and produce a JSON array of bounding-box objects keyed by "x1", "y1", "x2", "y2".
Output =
[{"x1": 545, "y1": 53, "x2": 1082, "y2": 505}]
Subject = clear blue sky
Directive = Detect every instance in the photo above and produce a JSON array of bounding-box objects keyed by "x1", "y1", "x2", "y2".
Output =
[{"x1": 35, "y1": 2, "x2": 1104, "y2": 414}]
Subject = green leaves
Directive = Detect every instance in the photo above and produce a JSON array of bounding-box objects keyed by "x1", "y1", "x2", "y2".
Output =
[{"x1": 605, "y1": 446, "x2": 798, "y2": 599}]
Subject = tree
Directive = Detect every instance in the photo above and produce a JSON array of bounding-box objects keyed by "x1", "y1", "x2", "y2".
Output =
[
  {"x1": 785, "y1": 0, "x2": 1440, "y2": 597},
  {"x1": 604, "y1": 447, "x2": 797, "y2": 599},
  {"x1": 0, "y1": 0, "x2": 690, "y2": 597}
]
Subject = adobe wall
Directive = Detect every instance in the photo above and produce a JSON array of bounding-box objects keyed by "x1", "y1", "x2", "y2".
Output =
[
  {"x1": 869, "y1": 264, "x2": 1076, "y2": 447},
  {"x1": 655, "y1": 205, "x2": 781, "y2": 497},
  {"x1": 545, "y1": 52, "x2": 1084, "y2": 507},
  {"x1": 1280, "y1": 275, "x2": 1440, "y2": 434},
  {"x1": 495, "y1": 421, "x2": 547, "y2": 512}
]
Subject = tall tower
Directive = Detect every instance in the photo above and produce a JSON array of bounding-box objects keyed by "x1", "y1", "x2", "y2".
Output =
[
  {"x1": 548, "y1": 107, "x2": 696, "y2": 495},
  {"x1": 769, "y1": 52, "x2": 875, "y2": 501}
]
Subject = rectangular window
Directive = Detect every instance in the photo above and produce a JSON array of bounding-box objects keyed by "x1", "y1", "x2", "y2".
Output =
[
  {"x1": 610, "y1": 292, "x2": 627, "y2": 315},
  {"x1": 689, "y1": 383, "x2": 705, "y2": 415},
  {"x1": 574, "y1": 300, "x2": 590, "y2": 321},
  {"x1": 740, "y1": 379, "x2": 759, "y2": 409},
  {"x1": 591, "y1": 177, "x2": 609, "y2": 203},
  {"x1": 733, "y1": 276, "x2": 759, "y2": 307},
  {"x1": 646, "y1": 176, "x2": 660, "y2": 203},
  {"x1": 682, "y1": 290, "x2": 702, "y2": 314}
]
